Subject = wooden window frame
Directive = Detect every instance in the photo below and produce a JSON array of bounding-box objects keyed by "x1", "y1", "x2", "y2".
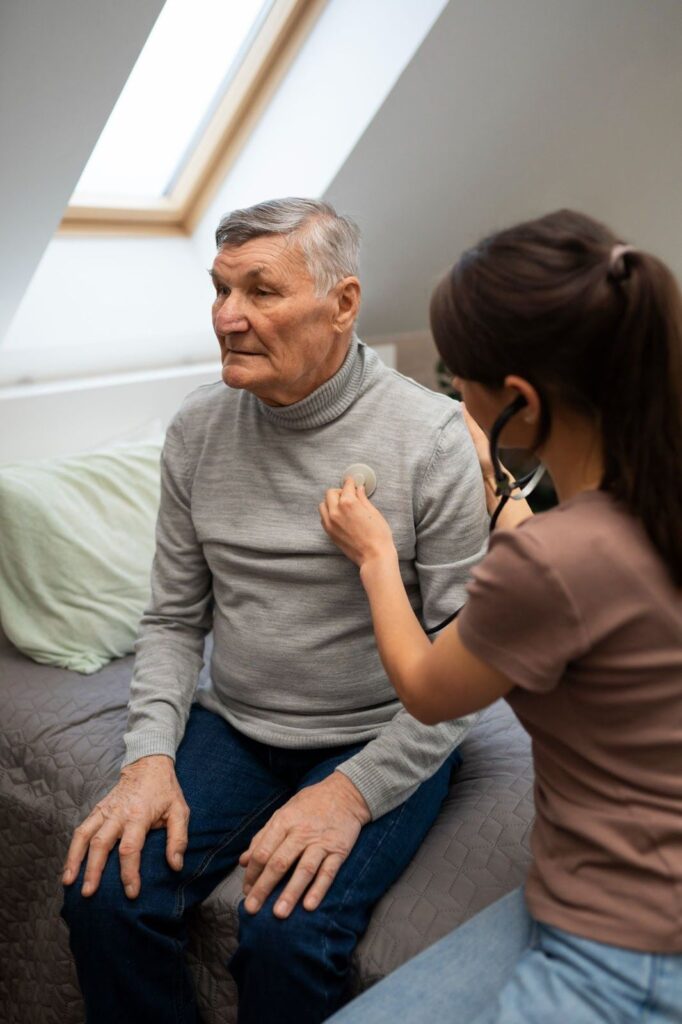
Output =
[{"x1": 59, "y1": 0, "x2": 327, "y2": 237}]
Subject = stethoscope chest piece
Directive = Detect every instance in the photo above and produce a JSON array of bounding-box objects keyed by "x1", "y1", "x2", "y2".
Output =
[{"x1": 341, "y1": 463, "x2": 377, "y2": 497}]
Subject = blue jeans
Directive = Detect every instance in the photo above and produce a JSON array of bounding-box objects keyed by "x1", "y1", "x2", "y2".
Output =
[
  {"x1": 61, "y1": 704, "x2": 460, "y2": 1024},
  {"x1": 328, "y1": 887, "x2": 682, "y2": 1023}
]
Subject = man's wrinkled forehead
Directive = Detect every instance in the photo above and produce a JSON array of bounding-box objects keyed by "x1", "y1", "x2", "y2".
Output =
[{"x1": 212, "y1": 233, "x2": 308, "y2": 281}]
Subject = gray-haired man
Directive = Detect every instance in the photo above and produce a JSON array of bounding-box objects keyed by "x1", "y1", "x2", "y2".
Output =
[{"x1": 61, "y1": 198, "x2": 488, "y2": 1024}]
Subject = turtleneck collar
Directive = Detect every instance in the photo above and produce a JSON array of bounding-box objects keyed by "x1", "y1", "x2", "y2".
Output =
[{"x1": 255, "y1": 335, "x2": 365, "y2": 430}]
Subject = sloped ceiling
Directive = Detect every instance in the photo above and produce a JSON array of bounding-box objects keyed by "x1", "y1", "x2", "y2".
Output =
[
  {"x1": 0, "y1": 0, "x2": 164, "y2": 342},
  {"x1": 326, "y1": 0, "x2": 682, "y2": 337}
]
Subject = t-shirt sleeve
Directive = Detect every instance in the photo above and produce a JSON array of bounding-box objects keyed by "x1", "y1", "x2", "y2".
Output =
[{"x1": 457, "y1": 523, "x2": 589, "y2": 693}]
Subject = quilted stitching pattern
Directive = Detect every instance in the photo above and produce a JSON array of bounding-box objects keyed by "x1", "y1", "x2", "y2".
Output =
[{"x1": 0, "y1": 628, "x2": 533, "y2": 1023}]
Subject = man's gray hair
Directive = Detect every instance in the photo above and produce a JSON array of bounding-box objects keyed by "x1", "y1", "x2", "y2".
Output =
[{"x1": 215, "y1": 197, "x2": 360, "y2": 295}]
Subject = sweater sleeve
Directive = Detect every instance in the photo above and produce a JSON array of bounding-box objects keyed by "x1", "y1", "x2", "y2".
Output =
[
  {"x1": 414, "y1": 404, "x2": 490, "y2": 630},
  {"x1": 335, "y1": 406, "x2": 489, "y2": 819},
  {"x1": 335, "y1": 709, "x2": 476, "y2": 819},
  {"x1": 122, "y1": 414, "x2": 214, "y2": 767}
]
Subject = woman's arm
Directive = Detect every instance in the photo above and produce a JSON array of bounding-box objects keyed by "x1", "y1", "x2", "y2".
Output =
[{"x1": 320, "y1": 481, "x2": 514, "y2": 724}]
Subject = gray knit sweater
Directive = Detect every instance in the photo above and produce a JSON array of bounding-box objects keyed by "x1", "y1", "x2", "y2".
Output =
[{"x1": 123, "y1": 338, "x2": 489, "y2": 818}]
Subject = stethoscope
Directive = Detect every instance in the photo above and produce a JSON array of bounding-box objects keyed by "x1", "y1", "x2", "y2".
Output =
[
  {"x1": 340, "y1": 395, "x2": 546, "y2": 637},
  {"x1": 487, "y1": 395, "x2": 547, "y2": 531}
]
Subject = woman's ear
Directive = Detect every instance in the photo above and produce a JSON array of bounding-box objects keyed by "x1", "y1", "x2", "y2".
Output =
[
  {"x1": 332, "y1": 277, "x2": 361, "y2": 333},
  {"x1": 504, "y1": 375, "x2": 541, "y2": 424}
]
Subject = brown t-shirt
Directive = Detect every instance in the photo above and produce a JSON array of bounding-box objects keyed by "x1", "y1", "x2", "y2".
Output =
[{"x1": 458, "y1": 490, "x2": 682, "y2": 953}]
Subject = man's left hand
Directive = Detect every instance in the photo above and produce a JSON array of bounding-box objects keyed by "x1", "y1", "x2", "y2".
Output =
[{"x1": 239, "y1": 771, "x2": 371, "y2": 918}]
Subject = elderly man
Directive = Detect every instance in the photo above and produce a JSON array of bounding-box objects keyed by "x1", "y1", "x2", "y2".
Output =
[{"x1": 61, "y1": 198, "x2": 488, "y2": 1024}]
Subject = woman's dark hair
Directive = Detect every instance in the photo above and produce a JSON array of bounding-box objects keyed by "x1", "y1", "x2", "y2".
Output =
[{"x1": 430, "y1": 209, "x2": 682, "y2": 586}]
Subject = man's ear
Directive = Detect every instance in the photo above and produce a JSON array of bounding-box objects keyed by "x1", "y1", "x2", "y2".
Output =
[{"x1": 332, "y1": 277, "x2": 361, "y2": 333}]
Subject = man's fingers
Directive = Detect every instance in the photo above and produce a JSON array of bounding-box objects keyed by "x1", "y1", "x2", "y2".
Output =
[
  {"x1": 242, "y1": 822, "x2": 286, "y2": 892},
  {"x1": 118, "y1": 820, "x2": 148, "y2": 899},
  {"x1": 166, "y1": 801, "x2": 190, "y2": 871},
  {"x1": 243, "y1": 836, "x2": 302, "y2": 913},
  {"x1": 302, "y1": 853, "x2": 345, "y2": 912},
  {"x1": 273, "y1": 846, "x2": 327, "y2": 918},
  {"x1": 81, "y1": 819, "x2": 124, "y2": 897},
  {"x1": 240, "y1": 828, "x2": 264, "y2": 885},
  {"x1": 62, "y1": 808, "x2": 104, "y2": 885},
  {"x1": 239, "y1": 825, "x2": 263, "y2": 885}
]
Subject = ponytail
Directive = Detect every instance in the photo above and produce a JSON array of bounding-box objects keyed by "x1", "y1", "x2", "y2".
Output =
[{"x1": 601, "y1": 251, "x2": 682, "y2": 586}]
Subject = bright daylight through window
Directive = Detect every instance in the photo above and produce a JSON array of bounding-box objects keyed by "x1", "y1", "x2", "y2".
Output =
[{"x1": 71, "y1": 0, "x2": 274, "y2": 205}]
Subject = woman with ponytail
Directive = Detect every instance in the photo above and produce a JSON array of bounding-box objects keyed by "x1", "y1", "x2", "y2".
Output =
[{"x1": 322, "y1": 210, "x2": 682, "y2": 1023}]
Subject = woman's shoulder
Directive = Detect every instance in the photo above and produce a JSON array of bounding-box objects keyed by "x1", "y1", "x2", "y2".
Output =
[
  {"x1": 517, "y1": 489, "x2": 647, "y2": 555},
  {"x1": 508, "y1": 489, "x2": 678, "y2": 608},
  {"x1": 461, "y1": 489, "x2": 680, "y2": 692}
]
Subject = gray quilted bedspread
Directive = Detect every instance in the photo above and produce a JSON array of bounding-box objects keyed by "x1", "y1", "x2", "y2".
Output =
[{"x1": 0, "y1": 625, "x2": 533, "y2": 1024}]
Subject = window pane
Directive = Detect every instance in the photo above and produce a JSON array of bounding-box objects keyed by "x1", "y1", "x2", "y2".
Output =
[{"x1": 72, "y1": 0, "x2": 274, "y2": 202}]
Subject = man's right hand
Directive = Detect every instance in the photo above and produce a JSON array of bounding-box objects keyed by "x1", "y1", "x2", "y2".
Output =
[{"x1": 62, "y1": 754, "x2": 190, "y2": 900}]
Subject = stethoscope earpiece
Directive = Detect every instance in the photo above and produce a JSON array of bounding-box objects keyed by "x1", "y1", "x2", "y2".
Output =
[
  {"x1": 488, "y1": 394, "x2": 546, "y2": 529},
  {"x1": 490, "y1": 395, "x2": 529, "y2": 496}
]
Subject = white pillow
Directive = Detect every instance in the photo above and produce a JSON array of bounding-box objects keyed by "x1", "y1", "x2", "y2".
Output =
[{"x1": 0, "y1": 439, "x2": 162, "y2": 673}]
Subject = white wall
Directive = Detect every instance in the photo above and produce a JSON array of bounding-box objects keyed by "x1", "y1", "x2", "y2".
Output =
[
  {"x1": 0, "y1": 0, "x2": 164, "y2": 343},
  {"x1": 0, "y1": 236, "x2": 215, "y2": 385},
  {"x1": 0, "y1": 364, "x2": 219, "y2": 463},
  {"x1": 326, "y1": 0, "x2": 682, "y2": 336},
  {"x1": 0, "y1": 344, "x2": 395, "y2": 463}
]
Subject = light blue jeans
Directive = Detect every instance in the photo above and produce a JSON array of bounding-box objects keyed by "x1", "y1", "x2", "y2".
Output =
[{"x1": 327, "y1": 887, "x2": 682, "y2": 1023}]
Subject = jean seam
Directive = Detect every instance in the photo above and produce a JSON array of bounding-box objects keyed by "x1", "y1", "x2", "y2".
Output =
[
  {"x1": 173, "y1": 786, "x2": 290, "y2": 919},
  {"x1": 528, "y1": 915, "x2": 541, "y2": 951},
  {"x1": 347, "y1": 799, "x2": 412, "y2": 915},
  {"x1": 638, "y1": 954, "x2": 660, "y2": 1023},
  {"x1": 317, "y1": 799, "x2": 413, "y2": 1018}
]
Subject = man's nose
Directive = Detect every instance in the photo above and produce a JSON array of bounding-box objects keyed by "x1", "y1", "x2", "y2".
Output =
[{"x1": 214, "y1": 297, "x2": 249, "y2": 334}]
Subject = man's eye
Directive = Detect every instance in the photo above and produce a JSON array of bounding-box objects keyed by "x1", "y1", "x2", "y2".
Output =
[
  {"x1": 255, "y1": 288, "x2": 272, "y2": 297},
  {"x1": 216, "y1": 285, "x2": 230, "y2": 297}
]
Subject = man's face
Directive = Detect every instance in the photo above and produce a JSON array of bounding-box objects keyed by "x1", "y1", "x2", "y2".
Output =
[{"x1": 210, "y1": 235, "x2": 356, "y2": 406}]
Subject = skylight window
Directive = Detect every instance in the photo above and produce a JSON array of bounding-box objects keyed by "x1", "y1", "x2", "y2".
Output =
[{"x1": 71, "y1": 0, "x2": 275, "y2": 204}]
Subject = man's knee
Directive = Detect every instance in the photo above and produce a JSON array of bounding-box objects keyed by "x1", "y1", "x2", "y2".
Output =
[
  {"x1": 236, "y1": 895, "x2": 337, "y2": 969},
  {"x1": 61, "y1": 837, "x2": 173, "y2": 935},
  {"x1": 61, "y1": 852, "x2": 129, "y2": 931}
]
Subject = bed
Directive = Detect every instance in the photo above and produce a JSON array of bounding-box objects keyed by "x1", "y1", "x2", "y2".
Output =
[{"x1": 0, "y1": 622, "x2": 533, "y2": 1023}]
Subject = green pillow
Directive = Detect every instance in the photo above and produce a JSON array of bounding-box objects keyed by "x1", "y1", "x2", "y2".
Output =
[{"x1": 0, "y1": 441, "x2": 162, "y2": 674}]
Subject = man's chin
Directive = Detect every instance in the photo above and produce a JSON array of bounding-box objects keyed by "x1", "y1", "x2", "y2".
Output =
[{"x1": 222, "y1": 365, "x2": 252, "y2": 390}]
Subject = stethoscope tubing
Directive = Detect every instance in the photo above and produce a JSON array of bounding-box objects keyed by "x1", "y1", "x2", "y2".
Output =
[{"x1": 423, "y1": 399, "x2": 545, "y2": 636}]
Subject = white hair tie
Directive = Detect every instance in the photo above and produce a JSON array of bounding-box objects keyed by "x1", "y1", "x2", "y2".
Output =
[{"x1": 608, "y1": 243, "x2": 636, "y2": 281}]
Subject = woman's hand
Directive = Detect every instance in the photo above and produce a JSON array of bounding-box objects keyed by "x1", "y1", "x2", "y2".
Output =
[
  {"x1": 461, "y1": 401, "x2": 532, "y2": 528},
  {"x1": 320, "y1": 477, "x2": 395, "y2": 568},
  {"x1": 461, "y1": 402, "x2": 512, "y2": 515},
  {"x1": 461, "y1": 402, "x2": 496, "y2": 486}
]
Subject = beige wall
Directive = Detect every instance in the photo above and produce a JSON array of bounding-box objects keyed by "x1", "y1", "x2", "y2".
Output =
[{"x1": 368, "y1": 331, "x2": 445, "y2": 393}]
